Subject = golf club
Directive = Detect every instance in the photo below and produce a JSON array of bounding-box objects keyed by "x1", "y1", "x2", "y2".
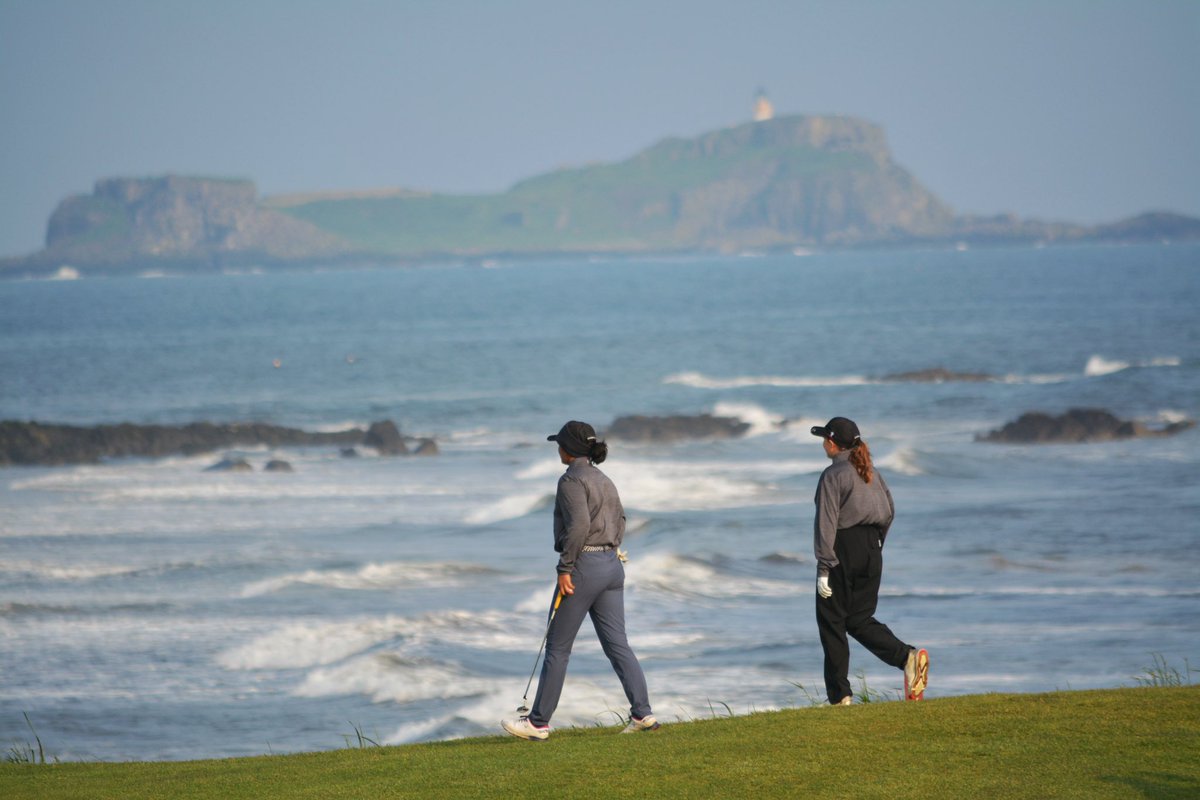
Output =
[{"x1": 516, "y1": 588, "x2": 564, "y2": 715}]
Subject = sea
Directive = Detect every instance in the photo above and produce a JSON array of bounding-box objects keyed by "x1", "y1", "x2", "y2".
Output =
[{"x1": 1, "y1": 243, "x2": 1197, "y2": 762}]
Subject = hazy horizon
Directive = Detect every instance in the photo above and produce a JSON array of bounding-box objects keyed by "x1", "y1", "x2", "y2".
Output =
[{"x1": 2, "y1": 0, "x2": 1198, "y2": 258}]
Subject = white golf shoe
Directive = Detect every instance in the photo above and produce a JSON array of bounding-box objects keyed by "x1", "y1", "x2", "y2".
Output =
[
  {"x1": 621, "y1": 714, "x2": 661, "y2": 733},
  {"x1": 905, "y1": 647, "x2": 930, "y2": 701},
  {"x1": 501, "y1": 716, "x2": 550, "y2": 741}
]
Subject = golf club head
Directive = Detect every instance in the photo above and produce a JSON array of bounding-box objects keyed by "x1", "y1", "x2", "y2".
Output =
[{"x1": 516, "y1": 703, "x2": 529, "y2": 716}]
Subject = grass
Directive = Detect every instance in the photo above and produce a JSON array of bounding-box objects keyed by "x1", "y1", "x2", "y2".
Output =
[
  {"x1": 1133, "y1": 653, "x2": 1195, "y2": 688},
  {"x1": 2, "y1": 686, "x2": 1198, "y2": 799},
  {"x1": 4, "y1": 714, "x2": 53, "y2": 766}
]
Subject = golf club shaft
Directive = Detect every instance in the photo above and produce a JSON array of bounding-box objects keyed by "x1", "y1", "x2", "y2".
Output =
[{"x1": 520, "y1": 589, "x2": 564, "y2": 707}]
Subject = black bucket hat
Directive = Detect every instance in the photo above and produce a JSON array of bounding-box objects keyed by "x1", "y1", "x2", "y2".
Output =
[
  {"x1": 810, "y1": 417, "x2": 861, "y2": 449},
  {"x1": 548, "y1": 420, "x2": 597, "y2": 457}
]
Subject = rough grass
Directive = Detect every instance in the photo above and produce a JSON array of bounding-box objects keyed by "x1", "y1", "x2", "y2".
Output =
[{"x1": 3, "y1": 687, "x2": 1197, "y2": 799}]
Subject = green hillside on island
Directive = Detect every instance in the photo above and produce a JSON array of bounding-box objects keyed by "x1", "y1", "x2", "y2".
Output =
[
  {"x1": 4, "y1": 114, "x2": 1199, "y2": 277},
  {"x1": 269, "y1": 115, "x2": 953, "y2": 255},
  {"x1": 3, "y1": 688, "x2": 1198, "y2": 799}
]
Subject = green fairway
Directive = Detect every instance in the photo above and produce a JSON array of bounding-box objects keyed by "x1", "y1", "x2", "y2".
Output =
[{"x1": 4, "y1": 687, "x2": 1198, "y2": 799}]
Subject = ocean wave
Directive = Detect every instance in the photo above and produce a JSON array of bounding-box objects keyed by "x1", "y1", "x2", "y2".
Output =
[
  {"x1": 605, "y1": 460, "x2": 783, "y2": 513},
  {"x1": 295, "y1": 653, "x2": 502, "y2": 704},
  {"x1": 890, "y1": 585, "x2": 1195, "y2": 599},
  {"x1": 711, "y1": 401, "x2": 785, "y2": 436},
  {"x1": 1084, "y1": 354, "x2": 1181, "y2": 377},
  {"x1": 1085, "y1": 355, "x2": 1132, "y2": 376},
  {"x1": 218, "y1": 608, "x2": 534, "y2": 672},
  {"x1": 1, "y1": 560, "x2": 147, "y2": 581},
  {"x1": 667, "y1": 357, "x2": 1181, "y2": 391},
  {"x1": 238, "y1": 560, "x2": 502, "y2": 598},
  {"x1": 875, "y1": 447, "x2": 927, "y2": 477},
  {"x1": 625, "y1": 552, "x2": 799, "y2": 600},
  {"x1": 665, "y1": 371, "x2": 874, "y2": 389},
  {"x1": 463, "y1": 491, "x2": 553, "y2": 525},
  {"x1": 502, "y1": 452, "x2": 807, "y2": 517},
  {"x1": 218, "y1": 617, "x2": 405, "y2": 670}
]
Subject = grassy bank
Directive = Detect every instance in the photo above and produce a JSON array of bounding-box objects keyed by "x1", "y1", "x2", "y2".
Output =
[{"x1": 3, "y1": 687, "x2": 1198, "y2": 799}]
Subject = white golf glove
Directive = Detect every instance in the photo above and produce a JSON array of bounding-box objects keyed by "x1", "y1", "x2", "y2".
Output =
[{"x1": 817, "y1": 574, "x2": 832, "y2": 599}]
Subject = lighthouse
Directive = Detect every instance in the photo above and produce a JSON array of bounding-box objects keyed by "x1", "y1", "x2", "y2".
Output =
[{"x1": 753, "y1": 88, "x2": 774, "y2": 122}]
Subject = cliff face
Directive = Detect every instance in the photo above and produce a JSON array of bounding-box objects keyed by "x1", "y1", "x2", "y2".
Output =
[
  {"x1": 499, "y1": 115, "x2": 956, "y2": 251},
  {"x1": 17, "y1": 176, "x2": 352, "y2": 274}
]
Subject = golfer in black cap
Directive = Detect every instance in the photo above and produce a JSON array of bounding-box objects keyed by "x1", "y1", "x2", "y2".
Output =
[
  {"x1": 502, "y1": 421, "x2": 658, "y2": 740},
  {"x1": 810, "y1": 417, "x2": 928, "y2": 705}
]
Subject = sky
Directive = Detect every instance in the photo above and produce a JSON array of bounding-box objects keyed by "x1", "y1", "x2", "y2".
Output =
[{"x1": 1, "y1": 0, "x2": 1198, "y2": 257}]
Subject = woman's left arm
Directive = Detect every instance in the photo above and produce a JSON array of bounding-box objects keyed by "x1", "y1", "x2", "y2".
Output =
[{"x1": 555, "y1": 476, "x2": 590, "y2": 587}]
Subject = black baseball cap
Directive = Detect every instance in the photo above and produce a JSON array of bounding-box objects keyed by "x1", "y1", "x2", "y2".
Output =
[
  {"x1": 548, "y1": 420, "x2": 597, "y2": 457},
  {"x1": 810, "y1": 417, "x2": 861, "y2": 449}
]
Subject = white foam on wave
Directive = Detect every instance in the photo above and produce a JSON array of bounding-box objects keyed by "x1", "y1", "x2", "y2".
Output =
[
  {"x1": 625, "y1": 552, "x2": 798, "y2": 600},
  {"x1": 1085, "y1": 354, "x2": 1181, "y2": 377},
  {"x1": 1001, "y1": 372, "x2": 1071, "y2": 384},
  {"x1": 295, "y1": 653, "x2": 502, "y2": 703},
  {"x1": 463, "y1": 491, "x2": 552, "y2": 525},
  {"x1": 218, "y1": 608, "x2": 535, "y2": 672},
  {"x1": 1085, "y1": 355, "x2": 1131, "y2": 376},
  {"x1": 1155, "y1": 409, "x2": 1191, "y2": 424},
  {"x1": 664, "y1": 371, "x2": 874, "y2": 389},
  {"x1": 238, "y1": 561, "x2": 498, "y2": 598},
  {"x1": 502, "y1": 451, "x2": 814, "y2": 518},
  {"x1": 711, "y1": 401, "x2": 785, "y2": 436},
  {"x1": 385, "y1": 716, "x2": 452, "y2": 745},
  {"x1": 875, "y1": 447, "x2": 926, "y2": 477},
  {"x1": 895, "y1": 584, "x2": 1187, "y2": 599},
  {"x1": 2, "y1": 560, "x2": 145, "y2": 581},
  {"x1": 605, "y1": 459, "x2": 778, "y2": 513},
  {"x1": 515, "y1": 459, "x2": 568, "y2": 481},
  {"x1": 218, "y1": 617, "x2": 403, "y2": 670},
  {"x1": 92, "y1": 480, "x2": 420, "y2": 503}
]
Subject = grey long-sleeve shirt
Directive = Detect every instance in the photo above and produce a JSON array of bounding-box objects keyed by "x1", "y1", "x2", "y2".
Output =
[
  {"x1": 553, "y1": 458, "x2": 626, "y2": 575},
  {"x1": 813, "y1": 450, "x2": 895, "y2": 576}
]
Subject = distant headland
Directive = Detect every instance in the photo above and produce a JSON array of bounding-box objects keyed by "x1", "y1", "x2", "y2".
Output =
[{"x1": 4, "y1": 114, "x2": 1198, "y2": 278}]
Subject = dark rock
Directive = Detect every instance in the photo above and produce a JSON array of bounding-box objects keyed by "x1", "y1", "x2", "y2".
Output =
[
  {"x1": 881, "y1": 367, "x2": 996, "y2": 383},
  {"x1": 363, "y1": 420, "x2": 408, "y2": 455},
  {"x1": 607, "y1": 414, "x2": 751, "y2": 443},
  {"x1": 0, "y1": 419, "x2": 369, "y2": 466},
  {"x1": 978, "y1": 408, "x2": 1196, "y2": 444},
  {"x1": 412, "y1": 438, "x2": 439, "y2": 456},
  {"x1": 340, "y1": 447, "x2": 360, "y2": 458},
  {"x1": 264, "y1": 459, "x2": 294, "y2": 472},
  {"x1": 205, "y1": 457, "x2": 253, "y2": 472}
]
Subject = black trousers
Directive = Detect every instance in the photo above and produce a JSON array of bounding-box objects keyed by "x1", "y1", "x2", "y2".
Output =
[{"x1": 816, "y1": 524, "x2": 910, "y2": 703}]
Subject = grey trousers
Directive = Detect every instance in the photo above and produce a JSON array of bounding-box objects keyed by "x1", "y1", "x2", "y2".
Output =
[{"x1": 529, "y1": 550, "x2": 652, "y2": 726}]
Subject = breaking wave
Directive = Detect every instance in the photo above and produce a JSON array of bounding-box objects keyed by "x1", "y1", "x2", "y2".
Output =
[
  {"x1": 238, "y1": 561, "x2": 501, "y2": 598},
  {"x1": 1084, "y1": 354, "x2": 1181, "y2": 377},
  {"x1": 665, "y1": 371, "x2": 873, "y2": 389}
]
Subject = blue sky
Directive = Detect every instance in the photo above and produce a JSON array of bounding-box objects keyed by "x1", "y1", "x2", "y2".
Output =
[{"x1": 1, "y1": 0, "x2": 1197, "y2": 257}]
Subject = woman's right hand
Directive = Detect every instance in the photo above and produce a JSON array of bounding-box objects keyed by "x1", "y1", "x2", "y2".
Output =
[{"x1": 558, "y1": 572, "x2": 575, "y2": 596}]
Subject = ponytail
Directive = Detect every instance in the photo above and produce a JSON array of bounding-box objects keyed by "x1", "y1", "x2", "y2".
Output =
[
  {"x1": 848, "y1": 439, "x2": 874, "y2": 483},
  {"x1": 588, "y1": 439, "x2": 609, "y2": 464}
]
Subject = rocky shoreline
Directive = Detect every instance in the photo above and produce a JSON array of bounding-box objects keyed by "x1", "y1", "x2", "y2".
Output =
[
  {"x1": 3, "y1": 407, "x2": 1191, "y2": 466},
  {"x1": 0, "y1": 419, "x2": 435, "y2": 467}
]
